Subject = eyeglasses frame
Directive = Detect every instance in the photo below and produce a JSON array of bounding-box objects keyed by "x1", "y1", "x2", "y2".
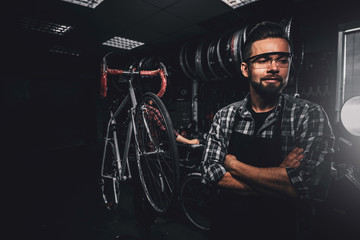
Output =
[{"x1": 243, "y1": 51, "x2": 294, "y2": 69}]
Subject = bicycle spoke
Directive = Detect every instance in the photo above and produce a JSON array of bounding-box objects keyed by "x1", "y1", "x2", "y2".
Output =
[
  {"x1": 143, "y1": 156, "x2": 162, "y2": 189},
  {"x1": 146, "y1": 154, "x2": 171, "y2": 197},
  {"x1": 139, "y1": 147, "x2": 174, "y2": 193},
  {"x1": 139, "y1": 150, "x2": 173, "y2": 210},
  {"x1": 141, "y1": 163, "x2": 165, "y2": 208},
  {"x1": 158, "y1": 155, "x2": 174, "y2": 193},
  {"x1": 135, "y1": 93, "x2": 179, "y2": 214},
  {"x1": 150, "y1": 155, "x2": 174, "y2": 197}
]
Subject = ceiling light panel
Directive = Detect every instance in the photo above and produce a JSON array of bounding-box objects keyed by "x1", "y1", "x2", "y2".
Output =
[
  {"x1": 102, "y1": 37, "x2": 144, "y2": 50},
  {"x1": 221, "y1": 0, "x2": 259, "y2": 9},
  {"x1": 61, "y1": 0, "x2": 105, "y2": 9},
  {"x1": 49, "y1": 45, "x2": 80, "y2": 56},
  {"x1": 21, "y1": 17, "x2": 73, "y2": 35}
]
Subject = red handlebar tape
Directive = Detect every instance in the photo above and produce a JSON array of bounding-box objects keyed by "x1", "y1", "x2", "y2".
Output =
[
  {"x1": 100, "y1": 65, "x2": 108, "y2": 98},
  {"x1": 139, "y1": 69, "x2": 167, "y2": 98},
  {"x1": 100, "y1": 67, "x2": 167, "y2": 98}
]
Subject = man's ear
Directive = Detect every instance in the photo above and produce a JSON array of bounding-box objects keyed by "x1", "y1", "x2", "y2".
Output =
[{"x1": 241, "y1": 62, "x2": 249, "y2": 78}]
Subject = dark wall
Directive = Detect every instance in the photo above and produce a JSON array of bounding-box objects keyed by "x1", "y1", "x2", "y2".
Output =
[
  {"x1": 3, "y1": 2, "x2": 360, "y2": 237},
  {"x1": 164, "y1": 3, "x2": 358, "y2": 131},
  {"x1": 3, "y1": 1, "x2": 358, "y2": 175},
  {"x1": 5, "y1": 2, "x2": 360, "y2": 152}
]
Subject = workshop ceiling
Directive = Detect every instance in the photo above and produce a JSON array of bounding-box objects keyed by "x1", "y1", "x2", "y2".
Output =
[{"x1": 4, "y1": 0, "x2": 360, "y2": 62}]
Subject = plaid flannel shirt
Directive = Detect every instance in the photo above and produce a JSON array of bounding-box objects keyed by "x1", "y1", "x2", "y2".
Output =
[
  {"x1": 145, "y1": 103, "x2": 179, "y2": 137},
  {"x1": 201, "y1": 93, "x2": 335, "y2": 200}
]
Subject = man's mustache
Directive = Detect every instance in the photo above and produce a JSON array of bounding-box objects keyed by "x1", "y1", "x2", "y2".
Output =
[{"x1": 260, "y1": 75, "x2": 283, "y2": 82}]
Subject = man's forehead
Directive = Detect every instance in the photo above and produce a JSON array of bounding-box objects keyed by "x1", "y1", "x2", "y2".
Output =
[{"x1": 251, "y1": 38, "x2": 290, "y2": 55}]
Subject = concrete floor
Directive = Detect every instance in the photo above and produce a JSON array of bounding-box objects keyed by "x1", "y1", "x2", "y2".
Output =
[
  {"x1": 11, "y1": 144, "x2": 360, "y2": 240},
  {"x1": 29, "y1": 180, "x2": 209, "y2": 240},
  {"x1": 14, "y1": 144, "x2": 208, "y2": 240}
]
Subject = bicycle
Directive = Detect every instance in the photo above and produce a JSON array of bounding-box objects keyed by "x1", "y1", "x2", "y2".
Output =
[
  {"x1": 99, "y1": 53, "x2": 179, "y2": 215},
  {"x1": 177, "y1": 134, "x2": 212, "y2": 231}
]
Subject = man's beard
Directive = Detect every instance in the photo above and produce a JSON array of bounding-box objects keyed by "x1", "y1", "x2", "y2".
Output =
[{"x1": 250, "y1": 76, "x2": 286, "y2": 99}]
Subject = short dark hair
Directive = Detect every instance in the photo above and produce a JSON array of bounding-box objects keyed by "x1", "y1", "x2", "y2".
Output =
[{"x1": 242, "y1": 21, "x2": 290, "y2": 62}]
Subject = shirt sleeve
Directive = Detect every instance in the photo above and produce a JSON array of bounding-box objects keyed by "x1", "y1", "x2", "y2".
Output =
[
  {"x1": 145, "y1": 104, "x2": 180, "y2": 139},
  {"x1": 201, "y1": 108, "x2": 234, "y2": 185},
  {"x1": 286, "y1": 104, "x2": 335, "y2": 200}
]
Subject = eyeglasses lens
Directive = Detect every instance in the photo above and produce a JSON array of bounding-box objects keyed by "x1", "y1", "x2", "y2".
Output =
[{"x1": 251, "y1": 53, "x2": 292, "y2": 69}]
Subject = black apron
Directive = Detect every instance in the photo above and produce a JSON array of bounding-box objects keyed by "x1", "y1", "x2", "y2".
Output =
[{"x1": 209, "y1": 105, "x2": 298, "y2": 240}]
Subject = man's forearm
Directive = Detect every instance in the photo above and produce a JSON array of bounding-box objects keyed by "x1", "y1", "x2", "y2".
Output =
[
  {"x1": 225, "y1": 155, "x2": 297, "y2": 197},
  {"x1": 217, "y1": 172, "x2": 259, "y2": 196},
  {"x1": 218, "y1": 171, "x2": 290, "y2": 197}
]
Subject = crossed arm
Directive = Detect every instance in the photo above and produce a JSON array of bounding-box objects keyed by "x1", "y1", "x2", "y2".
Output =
[
  {"x1": 203, "y1": 104, "x2": 335, "y2": 200},
  {"x1": 217, "y1": 147, "x2": 304, "y2": 197}
]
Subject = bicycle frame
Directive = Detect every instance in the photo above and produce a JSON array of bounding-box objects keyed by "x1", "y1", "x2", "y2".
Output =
[{"x1": 100, "y1": 76, "x2": 139, "y2": 205}]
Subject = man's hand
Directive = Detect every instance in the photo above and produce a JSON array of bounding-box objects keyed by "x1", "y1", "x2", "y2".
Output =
[
  {"x1": 279, "y1": 147, "x2": 303, "y2": 168},
  {"x1": 176, "y1": 135, "x2": 200, "y2": 145},
  {"x1": 188, "y1": 139, "x2": 200, "y2": 145},
  {"x1": 224, "y1": 154, "x2": 237, "y2": 171}
]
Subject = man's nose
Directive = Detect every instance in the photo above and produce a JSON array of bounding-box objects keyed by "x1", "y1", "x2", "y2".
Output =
[{"x1": 267, "y1": 59, "x2": 280, "y2": 72}]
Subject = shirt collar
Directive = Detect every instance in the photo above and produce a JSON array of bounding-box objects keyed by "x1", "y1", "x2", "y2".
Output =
[{"x1": 237, "y1": 93, "x2": 284, "y2": 118}]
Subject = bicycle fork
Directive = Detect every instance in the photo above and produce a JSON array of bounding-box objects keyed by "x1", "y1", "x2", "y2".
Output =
[
  {"x1": 107, "y1": 111, "x2": 133, "y2": 181},
  {"x1": 100, "y1": 111, "x2": 133, "y2": 205}
]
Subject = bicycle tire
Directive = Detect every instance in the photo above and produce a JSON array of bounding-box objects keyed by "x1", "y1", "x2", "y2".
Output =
[
  {"x1": 180, "y1": 172, "x2": 211, "y2": 231},
  {"x1": 135, "y1": 92, "x2": 179, "y2": 215},
  {"x1": 101, "y1": 141, "x2": 121, "y2": 211}
]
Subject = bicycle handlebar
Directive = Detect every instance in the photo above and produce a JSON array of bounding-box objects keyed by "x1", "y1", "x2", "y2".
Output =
[{"x1": 100, "y1": 60, "x2": 167, "y2": 98}]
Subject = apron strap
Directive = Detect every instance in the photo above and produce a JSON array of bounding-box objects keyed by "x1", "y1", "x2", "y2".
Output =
[{"x1": 231, "y1": 96, "x2": 285, "y2": 137}]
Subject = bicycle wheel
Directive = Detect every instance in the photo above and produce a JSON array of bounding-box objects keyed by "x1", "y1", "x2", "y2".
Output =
[
  {"x1": 100, "y1": 141, "x2": 121, "y2": 211},
  {"x1": 135, "y1": 92, "x2": 179, "y2": 215},
  {"x1": 180, "y1": 172, "x2": 211, "y2": 231}
]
